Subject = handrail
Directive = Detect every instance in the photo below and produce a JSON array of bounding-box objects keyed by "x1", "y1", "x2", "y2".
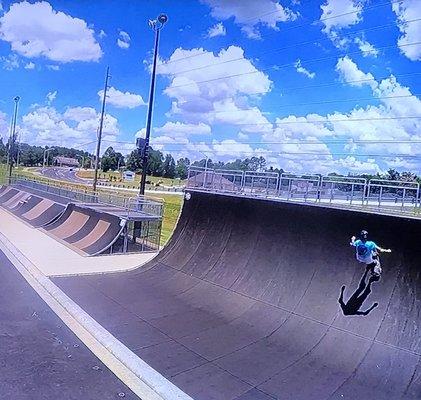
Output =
[{"x1": 187, "y1": 167, "x2": 421, "y2": 216}]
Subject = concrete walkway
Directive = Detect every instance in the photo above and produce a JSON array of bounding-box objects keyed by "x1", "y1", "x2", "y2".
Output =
[
  {"x1": 0, "y1": 208, "x2": 156, "y2": 276},
  {"x1": 0, "y1": 248, "x2": 139, "y2": 400}
]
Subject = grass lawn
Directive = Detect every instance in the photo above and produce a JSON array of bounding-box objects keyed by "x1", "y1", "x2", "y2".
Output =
[{"x1": 77, "y1": 169, "x2": 185, "y2": 188}]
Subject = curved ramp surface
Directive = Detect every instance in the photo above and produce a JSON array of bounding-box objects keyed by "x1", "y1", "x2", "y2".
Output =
[
  {"x1": 54, "y1": 191, "x2": 420, "y2": 400},
  {"x1": 45, "y1": 204, "x2": 125, "y2": 256},
  {"x1": 20, "y1": 198, "x2": 65, "y2": 228}
]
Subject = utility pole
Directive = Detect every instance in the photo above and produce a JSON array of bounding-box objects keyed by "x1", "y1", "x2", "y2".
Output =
[
  {"x1": 93, "y1": 66, "x2": 111, "y2": 192},
  {"x1": 139, "y1": 14, "x2": 168, "y2": 196},
  {"x1": 7, "y1": 96, "x2": 20, "y2": 182},
  {"x1": 16, "y1": 130, "x2": 21, "y2": 168}
]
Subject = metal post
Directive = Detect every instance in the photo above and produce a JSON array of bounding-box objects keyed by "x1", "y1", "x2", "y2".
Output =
[
  {"x1": 139, "y1": 14, "x2": 168, "y2": 196},
  {"x1": 7, "y1": 96, "x2": 20, "y2": 182},
  {"x1": 402, "y1": 188, "x2": 406, "y2": 210},
  {"x1": 93, "y1": 66, "x2": 111, "y2": 192}
]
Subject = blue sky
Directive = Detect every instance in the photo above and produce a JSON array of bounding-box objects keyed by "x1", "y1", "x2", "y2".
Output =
[{"x1": 0, "y1": 0, "x2": 420, "y2": 175}]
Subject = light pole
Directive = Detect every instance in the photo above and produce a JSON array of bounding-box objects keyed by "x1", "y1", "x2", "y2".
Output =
[
  {"x1": 43, "y1": 147, "x2": 55, "y2": 168},
  {"x1": 6, "y1": 96, "x2": 20, "y2": 182},
  {"x1": 93, "y1": 67, "x2": 111, "y2": 192},
  {"x1": 139, "y1": 13, "x2": 168, "y2": 196}
]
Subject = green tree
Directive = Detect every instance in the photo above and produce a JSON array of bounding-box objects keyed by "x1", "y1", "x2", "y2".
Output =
[
  {"x1": 146, "y1": 148, "x2": 164, "y2": 176},
  {"x1": 386, "y1": 169, "x2": 400, "y2": 181},
  {"x1": 0, "y1": 138, "x2": 6, "y2": 162},
  {"x1": 126, "y1": 150, "x2": 143, "y2": 172},
  {"x1": 101, "y1": 146, "x2": 118, "y2": 172},
  {"x1": 176, "y1": 157, "x2": 190, "y2": 179},
  {"x1": 162, "y1": 154, "x2": 176, "y2": 178}
]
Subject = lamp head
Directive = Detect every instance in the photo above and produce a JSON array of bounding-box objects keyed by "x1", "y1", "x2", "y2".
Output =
[{"x1": 158, "y1": 14, "x2": 168, "y2": 24}]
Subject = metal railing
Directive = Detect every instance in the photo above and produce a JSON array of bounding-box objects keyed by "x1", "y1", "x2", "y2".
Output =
[
  {"x1": 187, "y1": 166, "x2": 421, "y2": 217},
  {"x1": 10, "y1": 174, "x2": 164, "y2": 219}
]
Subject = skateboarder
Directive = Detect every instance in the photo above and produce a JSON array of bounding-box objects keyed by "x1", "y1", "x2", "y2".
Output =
[{"x1": 350, "y1": 230, "x2": 391, "y2": 277}]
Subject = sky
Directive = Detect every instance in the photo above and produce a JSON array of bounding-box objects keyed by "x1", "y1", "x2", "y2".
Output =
[{"x1": 0, "y1": 0, "x2": 420, "y2": 175}]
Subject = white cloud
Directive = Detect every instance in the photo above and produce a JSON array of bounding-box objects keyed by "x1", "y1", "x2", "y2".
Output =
[
  {"x1": 200, "y1": 0, "x2": 298, "y2": 39},
  {"x1": 392, "y1": 0, "x2": 421, "y2": 61},
  {"x1": 20, "y1": 105, "x2": 121, "y2": 153},
  {"x1": 117, "y1": 30, "x2": 130, "y2": 49},
  {"x1": 99, "y1": 29, "x2": 107, "y2": 38},
  {"x1": 98, "y1": 86, "x2": 146, "y2": 109},
  {"x1": 1, "y1": 53, "x2": 19, "y2": 70},
  {"x1": 46, "y1": 91, "x2": 57, "y2": 105},
  {"x1": 154, "y1": 122, "x2": 211, "y2": 137},
  {"x1": 158, "y1": 46, "x2": 272, "y2": 132},
  {"x1": 24, "y1": 61, "x2": 35, "y2": 70},
  {"x1": 354, "y1": 37, "x2": 378, "y2": 57},
  {"x1": 0, "y1": 111, "x2": 8, "y2": 141},
  {"x1": 294, "y1": 59, "x2": 315, "y2": 79},
  {"x1": 206, "y1": 22, "x2": 226, "y2": 38},
  {"x1": 335, "y1": 56, "x2": 377, "y2": 89},
  {"x1": 252, "y1": 58, "x2": 421, "y2": 174},
  {"x1": 320, "y1": 0, "x2": 363, "y2": 48},
  {"x1": 320, "y1": 0, "x2": 363, "y2": 34},
  {"x1": 0, "y1": 1, "x2": 102, "y2": 63},
  {"x1": 64, "y1": 106, "x2": 97, "y2": 122}
]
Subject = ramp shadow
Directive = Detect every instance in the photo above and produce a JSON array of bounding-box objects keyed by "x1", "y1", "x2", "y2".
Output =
[{"x1": 339, "y1": 268, "x2": 379, "y2": 316}]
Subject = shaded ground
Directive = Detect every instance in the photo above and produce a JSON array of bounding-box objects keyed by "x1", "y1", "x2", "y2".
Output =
[
  {"x1": 52, "y1": 191, "x2": 420, "y2": 399},
  {"x1": 0, "y1": 250, "x2": 138, "y2": 400}
]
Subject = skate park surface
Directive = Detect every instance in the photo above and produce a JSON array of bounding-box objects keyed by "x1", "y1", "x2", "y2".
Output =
[
  {"x1": 0, "y1": 249, "x2": 139, "y2": 399},
  {"x1": 48, "y1": 190, "x2": 420, "y2": 400},
  {"x1": 0, "y1": 208, "x2": 155, "y2": 276}
]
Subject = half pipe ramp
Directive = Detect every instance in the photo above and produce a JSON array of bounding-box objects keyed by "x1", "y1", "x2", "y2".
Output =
[{"x1": 54, "y1": 191, "x2": 420, "y2": 399}]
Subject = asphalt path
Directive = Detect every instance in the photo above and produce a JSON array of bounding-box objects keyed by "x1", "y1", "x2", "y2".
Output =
[
  {"x1": 0, "y1": 249, "x2": 139, "y2": 400},
  {"x1": 39, "y1": 167, "x2": 91, "y2": 184}
]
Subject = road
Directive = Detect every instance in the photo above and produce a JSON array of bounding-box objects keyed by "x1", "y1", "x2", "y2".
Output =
[
  {"x1": 0, "y1": 249, "x2": 138, "y2": 399},
  {"x1": 54, "y1": 190, "x2": 420, "y2": 399},
  {"x1": 38, "y1": 167, "x2": 90, "y2": 184}
]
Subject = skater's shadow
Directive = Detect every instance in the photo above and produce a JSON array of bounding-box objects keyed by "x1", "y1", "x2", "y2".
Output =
[{"x1": 339, "y1": 268, "x2": 379, "y2": 316}]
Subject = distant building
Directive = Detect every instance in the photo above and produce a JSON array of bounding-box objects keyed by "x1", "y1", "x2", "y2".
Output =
[{"x1": 53, "y1": 156, "x2": 79, "y2": 167}]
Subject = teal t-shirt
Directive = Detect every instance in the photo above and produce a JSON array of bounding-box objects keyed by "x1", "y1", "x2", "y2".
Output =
[{"x1": 354, "y1": 239, "x2": 376, "y2": 262}]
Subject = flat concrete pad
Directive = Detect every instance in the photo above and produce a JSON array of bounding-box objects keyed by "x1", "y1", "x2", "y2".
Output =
[{"x1": 0, "y1": 249, "x2": 138, "y2": 399}]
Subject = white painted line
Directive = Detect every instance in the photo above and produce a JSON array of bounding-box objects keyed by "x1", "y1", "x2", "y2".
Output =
[{"x1": 0, "y1": 232, "x2": 194, "y2": 400}]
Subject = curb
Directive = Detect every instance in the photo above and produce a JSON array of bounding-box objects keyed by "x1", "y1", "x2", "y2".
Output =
[{"x1": 0, "y1": 232, "x2": 193, "y2": 400}]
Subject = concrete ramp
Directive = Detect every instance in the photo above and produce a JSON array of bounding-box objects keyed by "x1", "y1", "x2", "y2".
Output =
[
  {"x1": 19, "y1": 197, "x2": 65, "y2": 228},
  {"x1": 2, "y1": 191, "x2": 31, "y2": 211},
  {"x1": 0, "y1": 187, "x2": 19, "y2": 204},
  {"x1": 44, "y1": 203, "x2": 125, "y2": 256},
  {"x1": 54, "y1": 190, "x2": 420, "y2": 400}
]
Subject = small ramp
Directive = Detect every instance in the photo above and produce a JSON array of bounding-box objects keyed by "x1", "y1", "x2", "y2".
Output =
[
  {"x1": 43, "y1": 203, "x2": 125, "y2": 256},
  {"x1": 19, "y1": 197, "x2": 66, "y2": 228},
  {"x1": 0, "y1": 187, "x2": 19, "y2": 204}
]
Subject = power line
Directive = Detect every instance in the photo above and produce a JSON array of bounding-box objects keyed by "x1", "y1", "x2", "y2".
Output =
[
  {"x1": 166, "y1": 41, "x2": 421, "y2": 90},
  {"x1": 152, "y1": 140, "x2": 421, "y2": 146},
  {"x1": 177, "y1": 94, "x2": 421, "y2": 116},
  {"x1": 161, "y1": 0, "x2": 404, "y2": 66},
  {"x1": 161, "y1": 19, "x2": 421, "y2": 77},
  {"x1": 154, "y1": 147, "x2": 421, "y2": 160},
  {"x1": 163, "y1": 71, "x2": 421, "y2": 109},
  {"x1": 212, "y1": 115, "x2": 420, "y2": 127}
]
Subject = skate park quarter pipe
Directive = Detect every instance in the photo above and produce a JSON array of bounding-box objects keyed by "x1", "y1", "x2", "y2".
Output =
[{"x1": 53, "y1": 190, "x2": 420, "y2": 399}]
